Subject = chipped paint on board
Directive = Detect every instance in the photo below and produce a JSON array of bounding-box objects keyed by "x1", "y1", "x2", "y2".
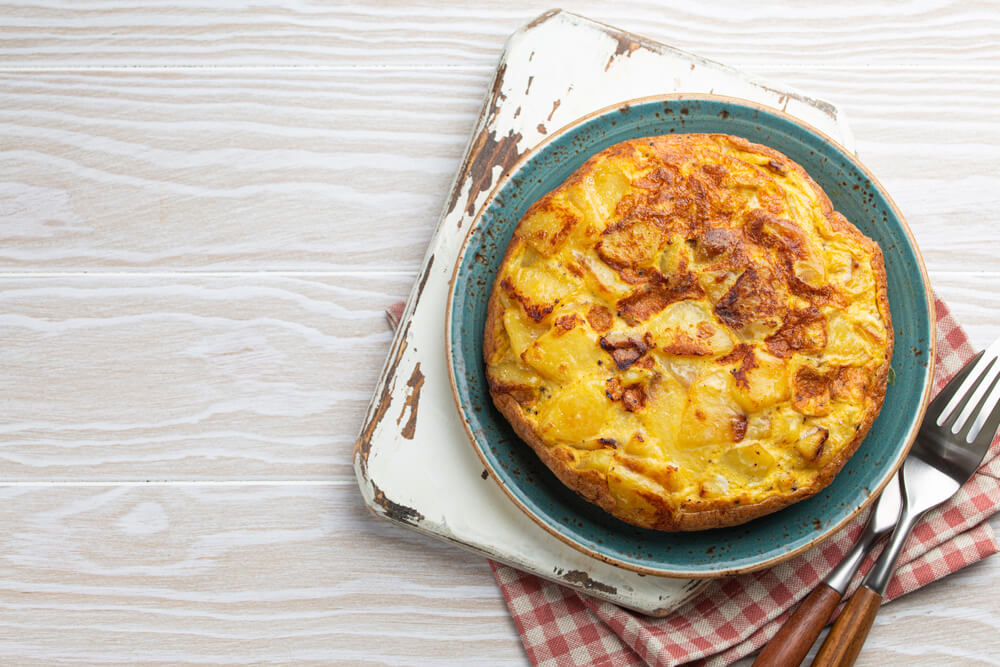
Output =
[
  {"x1": 354, "y1": 319, "x2": 411, "y2": 477},
  {"x1": 559, "y1": 569, "x2": 618, "y2": 595},
  {"x1": 372, "y1": 481, "x2": 425, "y2": 525},
  {"x1": 460, "y1": 128, "x2": 525, "y2": 218},
  {"x1": 524, "y1": 8, "x2": 560, "y2": 30},
  {"x1": 445, "y1": 63, "x2": 528, "y2": 222},
  {"x1": 547, "y1": 99, "x2": 561, "y2": 121},
  {"x1": 414, "y1": 254, "x2": 435, "y2": 301},
  {"x1": 398, "y1": 362, "x2": 425, "y2": 440},
  {"x1": 605, "y1": 37, "x2": 640, "y2": 71}
]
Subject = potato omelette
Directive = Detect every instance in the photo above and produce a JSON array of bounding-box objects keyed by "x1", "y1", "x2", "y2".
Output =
[{"x1": 483, "y1": 133, "x2": 892, "y2": 531}]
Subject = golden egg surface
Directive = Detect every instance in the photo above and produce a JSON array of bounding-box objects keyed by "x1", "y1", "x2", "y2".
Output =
[{"x1": 483, "y1": 133, "x2": 892, "y2": 531}]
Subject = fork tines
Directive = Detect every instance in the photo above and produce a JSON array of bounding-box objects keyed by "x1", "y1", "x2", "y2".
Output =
[{"x1": 936, "y1": 338, "x2": 1000, "y2": 444}]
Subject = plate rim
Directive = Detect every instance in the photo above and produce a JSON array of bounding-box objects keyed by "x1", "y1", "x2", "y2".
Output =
[{"x1": 445, "y1": 92, "x2": 936, "y2": 578}]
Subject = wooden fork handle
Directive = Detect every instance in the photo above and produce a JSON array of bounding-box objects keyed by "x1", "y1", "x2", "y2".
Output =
[
  {"x1": 752, "y1": 583, "x2": 841, "y2": 667},
  {"x1": 811, "y1": 586, "x2": 883, "y2": 667}
]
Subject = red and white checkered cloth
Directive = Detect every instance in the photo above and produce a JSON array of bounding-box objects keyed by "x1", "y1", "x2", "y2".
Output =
[{"x1": 387, "y1": 297, "x2": 999, "y2": 666}]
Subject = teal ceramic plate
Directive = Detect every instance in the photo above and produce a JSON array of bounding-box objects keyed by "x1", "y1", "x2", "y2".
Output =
[{"x1": 446, "y1": 95, "x2": 935, "y2": 578}]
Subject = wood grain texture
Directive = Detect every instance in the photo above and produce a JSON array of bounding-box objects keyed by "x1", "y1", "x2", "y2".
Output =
[
  {"x1": 0, "y1": 484, "x2": 523, "y2": 665},
  {"x1": 0, "y1": 68, "x2": 487, "y2": 271},
  {"x1": 0, "y1": 487, "x2": 995, "y2": 667},
  {"x1": 1, "y1": 66, "x2": 999, "y2": 273},
  {"x1": 1, "y1": 1, "x2": 999, "y2": 664},
  {"x1": 813, "y1": 586, "x2": 883, "y2": 667},
  {"x1": 753, "y1": 583, "x2": 842, "y2": 667},
  {"x1": 0, "y1": 274, "x2": 413, "y2": 481},
  {"x1": 2, "y1": 1, "x2": 999, "y2": 67}
]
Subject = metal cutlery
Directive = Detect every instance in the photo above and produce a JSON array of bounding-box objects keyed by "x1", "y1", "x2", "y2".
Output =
[
  {"x1": 812, "y1": 339, "x2": 1000, "y2": 667},
  {"x1": 752, "y1": 472, "x2": 902, "y2": 667}
]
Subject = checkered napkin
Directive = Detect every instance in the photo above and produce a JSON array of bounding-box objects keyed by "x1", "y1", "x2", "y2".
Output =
[{"x1": 386, "y1": 297, "x2": 1000, "y2": 666}]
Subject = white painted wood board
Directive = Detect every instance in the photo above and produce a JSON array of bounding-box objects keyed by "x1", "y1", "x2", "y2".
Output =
[{"x1": 353, "y1": 9, "x2": 859, "y2": 616}]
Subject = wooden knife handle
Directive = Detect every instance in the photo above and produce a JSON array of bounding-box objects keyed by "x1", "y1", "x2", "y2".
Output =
[
  {"x1": 811, "y1": 586, "x2": 883, "y2": 667},
  {"x1": 752, "y1": 583, "x2": 841, "y2": 667}
]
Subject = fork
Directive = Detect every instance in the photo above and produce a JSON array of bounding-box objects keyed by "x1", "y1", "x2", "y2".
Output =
[{"x1": 812, "y1": 338, "x2": 1000, "y2": 667}]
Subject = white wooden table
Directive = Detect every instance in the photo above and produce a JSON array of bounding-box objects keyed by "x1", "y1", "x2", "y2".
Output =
[{"x1": 1, "y1": 2, "x2": 998, "y2": 665}]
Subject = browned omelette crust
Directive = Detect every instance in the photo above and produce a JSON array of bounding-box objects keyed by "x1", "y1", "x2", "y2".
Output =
[{"x1": 484, "y1": 134, "x2": 892, "y2": 531}]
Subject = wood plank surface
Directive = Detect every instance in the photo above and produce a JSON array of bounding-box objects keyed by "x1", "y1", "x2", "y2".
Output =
[
  {"x1": 0, "y1": 483, "x2": 996, "y2": 666},
  {"x1": 0, "y1": 483, "x2": 522, "y2": 665},
  {"x1": 0, "y1": 274, "x2": 413, "y2": 481},
  {"x1": 1, "y1": 1, "x2": 999, "y2": 665},
  {"x1": 2, "y1": 1, "x2": 998, "y2": 68},
  {"x1": 0, "y1": 68, "x2": 484, "y2": 272},
  {"x1": 1, "y1": 66, "x2": 998, "y2": 272}
]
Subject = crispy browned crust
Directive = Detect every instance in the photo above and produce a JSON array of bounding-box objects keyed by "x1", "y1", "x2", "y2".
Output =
[
  {"x1": 482, "y1": 266, "x2": 506, "y2": 366},
  {"x1": 483, "y1": 133, "x2": 893, "y2": 532},
  {"x1": 492, "y1": 392, "x2": 622, "y2": 517}
]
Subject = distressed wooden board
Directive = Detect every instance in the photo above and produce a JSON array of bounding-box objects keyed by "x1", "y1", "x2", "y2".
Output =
[
  {"x1": 353, "y1": 10, "x2": 860, "y2": 615},
  {"x1": 3, "y1": 0, "x2": 998, "y2": 67}
]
